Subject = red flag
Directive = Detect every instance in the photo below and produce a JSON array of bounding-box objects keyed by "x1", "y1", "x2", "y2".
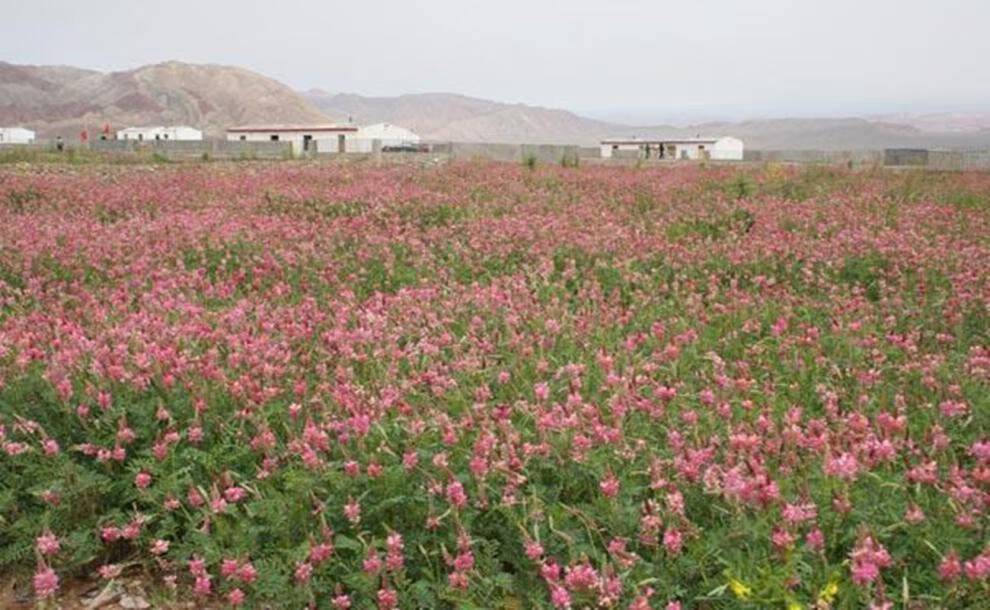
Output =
[
  {"x1": 103, "y1": 123, "x2": 110, "y2": 135},
  {"x1": 80, "y1": 130, "x2": 88, "y2": 142}
]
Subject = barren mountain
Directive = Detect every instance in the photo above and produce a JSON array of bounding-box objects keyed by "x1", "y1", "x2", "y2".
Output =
[
  {"x1": 305, "y1": 90, "x2": 990, "y2": 150},
  {"x1": 2, "y1": 60, "x2": 989, "y2": 149},
  {"x1": 305, "y1": 90, "x2": 614, "y2": 145},
  {"x1": 0, "y1": 61, "x2": 331, "y2": 138}
]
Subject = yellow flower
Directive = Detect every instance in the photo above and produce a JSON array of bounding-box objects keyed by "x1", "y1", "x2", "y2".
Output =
[
  {"x1": 728, "y1": 577, "x2": 753, "y2": 600},
  {"x1": 817, "y1": 577, "x2": 840, "y2": 604},
  {"x1": 786, "y1": 601, "x2": 803, "y2": 610}
]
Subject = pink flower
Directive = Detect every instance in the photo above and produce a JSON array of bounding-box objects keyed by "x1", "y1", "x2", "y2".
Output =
[
  {"x1": 101, "y1": 525, "x2": 121, "y2": 543},
  {"x1": 34, "y1": 565, "x2": 59, "y2": 599},
  {"x1": 939, "y1": 550, "x2": 962, "y2": 583},
  {"x1": 549, "y1": 584, "x2": 571, "y2": 608},
  {"x1": 363, "y1": 551, "x2": 382, "y2": 575},
  {"x1": 344, "y1": 499, "x2": 361, "y2": 524},
  {"x1": 228, "y1": 588, "x2": 246, "y2": 606},
  {"x1": 825, "y1": 452, "x2": 860, "y2": 481},
  {"x1": 904, "y1": 504, "x2": 925, "y2": 524},
  {"x1": 600, "y1": 473, "x2": 620, "y2": 498},
  {"x1": 333, "y1": 593, "x2": 352, "y2": 608},
  {"x1": 771, "y1": 527, "x2": 795, "y2": 550},
  {"x1": 294, "y1": 561, "x2": 313, "y2": 583},
  {"x1": 564, "y1": 562, "x2": 598, "y2": 591},
  {"x1": 310, "y1": 542, "x2": 334, "y2": 563},
  {"x1": 449, "y1": 571, "x2": 469, "y2": 589},
  {"x1": 224, "y1": 486, "x2": 247, "y2": 503},
  {"x1": 221, "y1": 558, "x2": 240, "y2": 579},
  {"x1": 534, "y1": 382, "x2": 550, "y2": 402},
  {"x1": 187, "y1": 487, "x2": 205, "y2": 507},
  {"x1": 377, "y1": 587, "x2": 398, "y2": 610},
  {"x1": 134, "y1": 471, "x2": 152, "y2": 489},
  {"x1": 238, "y1": 562, "x2": 257, "y2": 583},
  {"x1": 99, "y1": 564, "x2": 122, "y2": 580},
  {"x1": 663, "y1": 527, "x2": 683, "y2": 555},
  {"x1": 446, "y1": 480, "x2": 468, "y2": 508},
  {"x1": 849, "y1": 536, "x2": 891, "y2": 586},
  {"x1": 121, "y1": 522, "x2": 141, "y2": 540},
  {"x1": 36, "y1": 532, "x2": 60, "y2": 556},
  {"x1": 188, "y1": 555, "x2": 207, "y2": 577},
  {"x1": 453, "y1": 550, "x2": 474, "y2": 572},
  {"x1": 150, "y1": 538, "x2": 170, "y2": 555},
  {"x1": 525, "y1": 540, "x2": 544, "y2": 561},
  {"x1": 194, "y1": 575, "x2": 212, "y2": 596}
]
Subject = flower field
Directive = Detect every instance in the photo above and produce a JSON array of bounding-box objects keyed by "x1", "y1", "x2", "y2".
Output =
[{"x1": 0, "y1": 161, "x2": 988, "y2": 609}]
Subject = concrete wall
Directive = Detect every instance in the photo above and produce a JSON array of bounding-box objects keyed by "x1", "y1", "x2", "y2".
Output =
[
  {"x1": 434, "y1": 142, "x2": 583, "y2": 164},
  {"x1": 578, "y1": 147, "x2": 600, "y2": 159},
  {"x1": 91, "y1": 139, "x2": 291, "y2": 159},
  {"x1": 883, "y1": 149, "x2": 929, "y2": 167},
  {"x1": 746, "y1": 149, "x2": 884, "y2": 164},
  {"x1": 962, "y1": 150, "x2": 990, "y2": 170}
]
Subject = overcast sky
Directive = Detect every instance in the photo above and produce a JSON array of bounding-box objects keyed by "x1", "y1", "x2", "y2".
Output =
[{"x1": 3, "y1": 0, "x2": 988, "y2": 123}]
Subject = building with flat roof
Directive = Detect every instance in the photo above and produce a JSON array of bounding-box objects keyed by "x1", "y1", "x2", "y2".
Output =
[
  {"x1": 601, "y1": 136, "x2": 743, "y2": 160},
  {"x1": 226, "y1": 124, "x2": 358, "y2": 154}
]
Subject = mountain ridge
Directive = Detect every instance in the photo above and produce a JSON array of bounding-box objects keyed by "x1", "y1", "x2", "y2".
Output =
[
  {"x1": 2, "y1": 60, "x2": 990, "y2": 150},
  {"x1": 0, "y1": 60, "x2": 331, "y2": 138}
]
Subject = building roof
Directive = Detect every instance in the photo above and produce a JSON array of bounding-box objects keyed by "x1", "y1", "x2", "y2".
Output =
[
  {"x1": 601, "y1": 136, "x2": 736, "y2": 145},
  {"x1": 227, "y1": 124, "x2": 358, "y2": 133}
]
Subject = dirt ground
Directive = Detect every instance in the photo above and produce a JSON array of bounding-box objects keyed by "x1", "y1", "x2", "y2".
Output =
[{"x1": 0, "y1": 572, "x2": 220, "y2": 610}]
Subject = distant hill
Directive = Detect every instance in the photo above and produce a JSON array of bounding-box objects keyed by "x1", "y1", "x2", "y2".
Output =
[
  {"x1": 1, "y1": 60, "x2": 988, "y2": 149},
  {"x1": 305, "y1": 90, "x2": 615, "y2": 145},
  {"x1": 870, "y1": 112, "x2": 990, "y2": 133},
  {"x1": 606, "y1": 118, "x2": 990, "y2": 150},
  {"x1": 0, "y1": 61, "x2": 330, "y2": 138},
  {"x1": 306, "y1": 90, "x2": 990, "y2": 149}
]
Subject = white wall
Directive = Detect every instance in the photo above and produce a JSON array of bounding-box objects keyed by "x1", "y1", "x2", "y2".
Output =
[
  {"x1": 601, "y1": 138, "x2": 744, "y2": 160},
  {"x1": 710, "y1": 137, "x2": 744, "y2": 160},
  {"x1": 0, "y1": 127, "x2": 35, "y2": 143},
  {"x1": 600, "y1": 143, "x2": 641, "y2": 158},
  {"x1": 118, "y1": 126, "x2": 202, "y2": 141},
  {"x1": 347, "y1": 124, "x2": 420, "y2": 153}
]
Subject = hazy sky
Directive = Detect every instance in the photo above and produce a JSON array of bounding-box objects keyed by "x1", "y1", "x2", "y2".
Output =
[{"x1": 3, "y1": 0, "x2": 988, "y2": 123}]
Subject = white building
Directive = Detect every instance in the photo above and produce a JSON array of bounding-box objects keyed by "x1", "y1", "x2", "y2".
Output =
[
  {"x1": 349, "y1": 123, "x2": 421, "y2": 152},
  {"x1": 117, "y1": 126, "x2": 203, "y2": 141},
  {"x1": 226, "y1": 124, "x2": 358, "y2": 154},
  {"x1": 0, "y1": 127, "x2": 36, "y2": 144},
  {"x1": 600, "y1": 136, "x2": 743, "y2": 160}
]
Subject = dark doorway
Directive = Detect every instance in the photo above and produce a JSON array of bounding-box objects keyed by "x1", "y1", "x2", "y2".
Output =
[{"x1": 303, "y1": 134, "x2": 313, "y2": 152}]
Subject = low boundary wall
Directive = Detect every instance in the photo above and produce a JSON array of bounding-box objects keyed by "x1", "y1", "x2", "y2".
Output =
[
  {"x1": 6, "y1": 140, "x2": 990, "y2": 170},
  {"x1": 89, "y1": 139, "x2": 292, "y2": 159}
]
